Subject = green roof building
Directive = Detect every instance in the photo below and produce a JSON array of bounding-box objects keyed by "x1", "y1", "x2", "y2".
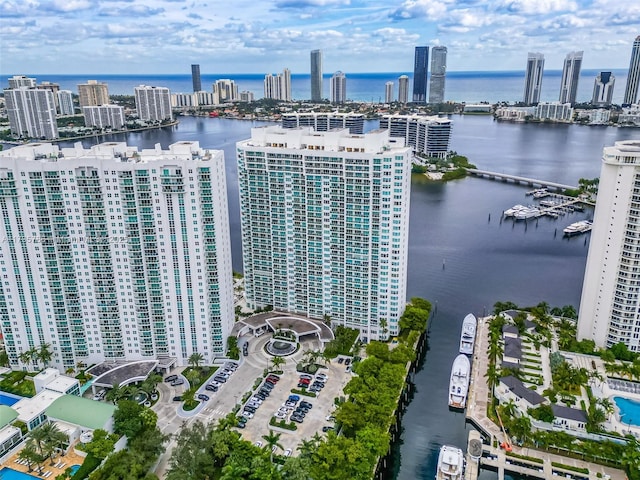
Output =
[
  {"x1": 45, "y1": 395, "x2": 116, "y2": 431},
  {"x1": 0, "y1": 405, "x2": 18, "y2": 429}
]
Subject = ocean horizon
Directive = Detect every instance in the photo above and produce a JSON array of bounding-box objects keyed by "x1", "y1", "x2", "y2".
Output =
[{"x1": 9, "y1": 69, "x2": 629, "y2": 104}]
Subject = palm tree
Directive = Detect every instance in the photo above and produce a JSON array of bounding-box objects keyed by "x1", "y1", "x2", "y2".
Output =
[
  {"x1": 18, "y1": 350, "x2": 32, "y2": 369},
  {"x1": 18, "y1": 440, "x2": 41, "y2": 472},
  {"x1": 37, "y1": 343, "x2": 53, "y2": 368},
  {"x1": 188, "y1": 352, "x2": 205, "y2": 369},
  {"x1": 484, "y1": 363, "x2": 500, "y2": 392},
  {"x1": 379, "y1": 318, "x2": 388, "y2": 340},
  {"x1": 28, "y1": 346, "x2": 40, "y2": 370},
  {"x1": 140, "y1": 373, "x2": 162, "y2": 395},
  {"x1": 28, "y1": 424, "x2": 48, "y2": 455},
  {"x1": 261, "y1": 431, "x2": 283, "y2": 462},
  {"x1": 297, "y1": 439, "x2": 315, "y2": 458},
  {"x1": 65, "y1": 367, "x2": 75, "y2": 376},
  {"x1": 40, "y1": 421, "x2": 69, "y2": 464},
  {"x1": 220, "y1": 463, "x2": 251, "y2": 479},
  {"x1": 217, "y1": 412, "x2": 239, "y2": 431},
  {"x1": 271, "y1": 356, "x2": 285, "y2": 372},
  {"x1": 105, "y1": 384, "x2": 128, "y2": 404},
  {"x1": 0, "y1": 350, "x2": 10, "y2": 368}
]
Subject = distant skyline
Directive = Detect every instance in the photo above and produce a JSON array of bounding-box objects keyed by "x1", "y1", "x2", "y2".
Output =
[{"x1": 0, "y1": 1, "x2": 638, "y2": 75}]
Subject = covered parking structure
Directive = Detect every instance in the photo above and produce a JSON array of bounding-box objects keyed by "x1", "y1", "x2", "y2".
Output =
[
  {"x1": 87, "y1": 360, "x2": 159, "y2": 393},
  {"x1": 231, "y1": 311, "x2": 334, "y2": 343}
]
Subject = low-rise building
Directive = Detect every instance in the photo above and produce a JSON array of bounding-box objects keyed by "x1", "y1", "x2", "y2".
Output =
[
  {"x1": 495, "y1": 375, "x2": 546, "y2": 412},
  {"x1": 575, "y1": 109, "x2": 611, "y2": 125},
  {"x1": 618, "y1": 104, "x2": 640, "y2": 126},
  {"x1": 33, "y1": 368, "x2": 80, "y2": 396},
  {"x1": 552, "y1": 404, "x2": 588, "y2": 432},
  {"x1": 494, "y1": 106, "x2": 535, "y2": 122},
  {"x1": 535, "y1": 102, "x2": 574, "y2": 122},
  {"x1": 83, "y1": 105, "x2": 125, "y2": 130}
]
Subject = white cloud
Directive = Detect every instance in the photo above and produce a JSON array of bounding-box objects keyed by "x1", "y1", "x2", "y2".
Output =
[{"x1": 497, "y1": 0, "x2": 577, "y2": 15}]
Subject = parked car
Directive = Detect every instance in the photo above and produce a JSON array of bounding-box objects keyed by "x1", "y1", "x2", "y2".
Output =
[
  {"x1": 309, "y1": 386, "x2": 321, "y2": 393},
  {"x1": 344, "y1": 358, "x2": 351, "y2": 365},
  {"x1": 298, "y1": 377, "x2": 311, "y2": 384},
  {"x1": 290, "y1": 416, "x2": 303, "y2": 423},
  {"x1": 172, "y1": 396, "x2": 182, "y2": 402},
  {"x1": 316, "y1": 373, "x2": 328, "y2": 381},
  {"x1": 262, "y1": 382, "x2": 274, "y2": 390},
  {"x1": 242, "y1": 411, "x2": 254, "y2": 419},
  {"x1": 288, "y1": 395, "x2": 300, "y2": 402},
  {"x1": 265, "y1": 377, "x2": 278, "y2": 385},
  {"x1": 171, "y1": 379, "x2": 184, "y2": 387},
  {"x1": 274, "y1": 411, "x2": 287, "y2": 419},
  {"x1": 244, "y1": 406, "x2": 257, "y2": 413},
  {"x1": 284, "y1": 449, "x2": 292, "y2": 457},
  {"x1": 337, "y1": 357, "x2": 344, "y2": 364},
  {"x1": 165, "y1": 374, "x2": 178, "y2": 382},
  {"x1": 311, "y1": 382, "x2": 324, "y2": 389},
  {"x1": 322, "y1": 426, "x2": 335, "y2": 432},
  {"x1": 225, "y1": 362, "x2": 238, "y2": 370},
  {"x1": 255, "y1": 393, "x2": 267, "y2": 401},
  {"x1": 278, "y1": 406, "x2": 291, "y2": 414},
  {"x1": 326, "y1": 415, "x2": 336, "y2": 421},
  {"x1": 297, "y1": 383, "x2": 308, "y2": 388},
  {"x1": 197, "y1": 394, "x2": 210, "y2": 401},
  {"x1": 300, "y1": 401, "x2": 313, "y2": 409},
  {"x1": 258, "y1": 389, "x2": 270, "y2": 397},
  {"x1": 266, "y1": 374, "x2": 280, "y2": 382},
  {"x1": 254, "y1": 441, "x2": 262, "y2": 447},
  {"x1": 285, "y1": 400, "x2": 297, "y2": 408},
  {"x1": 237, "y1": 416, "x2": 247, "y2": 424},
  {"x1": 299, "y1": 374, "x2": 313, "y2": 380},
  {"x1": 346, "y1": 365, "x2": 352, "y2": 373},
  {"x1": 236, "y1": 422, "x2": 246, "y2": 429},
  {"x1": 251, "y1": 397, "x2": 263, "y2": 404},
  {"x1": 205, "y1": 384, "x2": 218, "y2": 392},
  {"x1": 214, "y1": 376, "x2": 227, "y2": 383}
]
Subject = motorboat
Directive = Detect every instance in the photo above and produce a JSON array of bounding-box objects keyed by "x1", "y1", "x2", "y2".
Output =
[
  {"x1": 435, "y1": 444, "x2": 465, "y2": 480},
  {"x1": 459, "y1": 313, "x2": 476, "y2": 355},
  {"x1": 448, "y1": 354, "x2": 470, "y2": 409},
  {"x1": 513, "y1": 206, "x2": 540, "y2": 220},
  {"x1": 503, "y1": 204, "x2": 526, "y2": 217},
  {"x1": 563, "y1": 220, "x2": 592, "y2": 236}
]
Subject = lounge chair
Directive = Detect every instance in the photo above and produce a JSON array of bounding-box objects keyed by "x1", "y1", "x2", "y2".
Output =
[{"x1": 58, "y1": 463, "x2": 66, "y2": 469}]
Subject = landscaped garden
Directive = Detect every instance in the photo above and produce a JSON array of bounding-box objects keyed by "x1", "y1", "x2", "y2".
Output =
[{"x1": 0, "y1": 370, "x2": 36, "y2": 397}]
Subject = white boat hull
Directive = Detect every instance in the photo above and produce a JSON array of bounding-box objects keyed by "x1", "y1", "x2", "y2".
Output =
[
  {"x1": 459, "y1": 313, "x2": 477, "y2": 355},
  {"x1": 435, "y1": 445, "x2": 465, "y2": 480},
  {"x1": 448, "y1": 354, "x2": 470, "y2": 409}
]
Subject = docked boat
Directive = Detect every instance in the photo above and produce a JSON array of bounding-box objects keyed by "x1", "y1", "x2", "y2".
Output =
[
  {"x1": 448, "y1": 354, "x2": 470, "y2": 409},
  {"x1": 503, "y1": 204, "x2": 525, "y2": 217},
  {"x1": 459, "y1": 313, "x2": 476, "y2": 355},
  {"x1": 563, "y1": 220, "x2": 592, "y2": 236},
  {"x1": 513, "y1": 206, "x2": 540, "y2": 220},
  {"x1": 435, "y1": 445, "x2": 465, "y2": 480}
]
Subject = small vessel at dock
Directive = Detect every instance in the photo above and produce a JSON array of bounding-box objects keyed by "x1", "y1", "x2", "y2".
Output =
[
  {"x1": 563, "y1": 220, "x2": 592, "y2": 236},
  {"x1": 448, "y1": 354, "x2": 470, "y2": 409},
  {"x1": 459, "y1": 313, "x2": 476, "y2": 355},
  {"x1": 513, "y1": 206, "x2": 540, "y2": 220},
  {"x1": 435, "y1": 445, "x2": 465, "y2": 480}
]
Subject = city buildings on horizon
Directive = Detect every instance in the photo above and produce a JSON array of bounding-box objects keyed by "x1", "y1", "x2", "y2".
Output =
[
  {"x1": 0, "y1": 140, "x2": 234, "y2": 369},
  {"x1": 237, "y1": 126, "x2": 411, "y2": 341},
  {"x1": 134, "y1": 85, "x2": 173, "y2": 122},
  {"x1": 385, "y1": 81, "x2": 394, "y2": 103},
  {"x1": 412, "y1": 46, "x2": 429, "y2": 103},
  {"x1": 379, "y1": 114, "x2": 452, "y2": 158},
  {"x1": 398, "y1": 75, "x2": 409, "y2": 104},
  {"x1": 215, "y1": 79, "x2": 239, "y2": 103},
  {"x1": 578, "y1": 140, "x2": 640, "y2": 353},
  {"x1": 623, "y1": 35, "x2": 640, "y2": 105},
  {"x1": 429, "y1": 46, "x2": 447, "y2": 103},
  {"x1": 82, "y1": 104, "x2": 126, "y2": 130},
  {"x1": 191, "y1": 64, "x2": 201, "y2": 93},
  {"x1": 57, "y1": 90, "x2": 75, "y2": 116},
  {"x1": 330, "y1": 71, "x2": 346, "y2": 104},
  {"x1": 310, "y1": 49, "x2": 323, "y2": 102},
  {"x1": 4, "y1": 86, "x2": 58, "y2": 139},
  {"x1": 592, "y1": 72, "x2": 615, "y2": 107},
  {"x1": 264, "y1": 68, "x2": 292, "y2": 102},
  {"x1": 559, "y1": 51, "x2": 583, "y2": 105},
  {"x1": 523, "y1": 52, "x2": 545, "y2": 105},
  {"x1": 78, "y1": 80, "x2": 110, "y2": 107}
]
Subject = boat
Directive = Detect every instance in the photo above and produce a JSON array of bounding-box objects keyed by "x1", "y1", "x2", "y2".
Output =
[
  {"x1": 435, "y1": 445, "x2": 465, "y2": 480},
  {"x1": 459, "y1": 313, "x2": 476, "y2": 355},
  {"x1": 513, "y1": 206, "x2": 540, "y2": 220},
  {"x1": 503, "y1": 204, "x2": 526, "y2": 217},
  {"x1": 563, "y1": 220, "x2": 592, "y2": 236},
  {"x1": 448, "y1": 354, "x2": 470, "y2": 409}
]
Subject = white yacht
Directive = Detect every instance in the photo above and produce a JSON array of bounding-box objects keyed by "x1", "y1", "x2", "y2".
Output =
[
  {"x1": 503, "y1": 204, "x2": 526, "y2": 217},
  {"x1": 435, "y1": 445, "x2": 465, "y2": 480},
  {"x1": 513, "y1": 206, "x2": 540, "y2": 220},
  {"x1": 563, "y1": 220, "x2": 592, "y2": 236},
  {"x1": 448, "y1": 354, "x2": 470, "y2": 409},
  {"x1": 459, "y1": 313, "x2": 476, "y2": 355}
]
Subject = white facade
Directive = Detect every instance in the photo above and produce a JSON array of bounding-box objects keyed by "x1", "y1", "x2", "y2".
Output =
[
  {"x1": 8, "y1": 75, "x2": 36, "y2": 89},
  {"x1": 281, "y1": 112, "x2": 364, "y2": 134},
  {"x1": 57, "y1": 90, "x2": 75, "y2": 116},
  {"x1": 83, "y1": 105, "x2": 125, "y2": 130},
  {"x1": 0, "y1": 141, "x2": 234, "y2": 369},
  {"x1": 237, "y1": 126, "x2": 411, "y2": 340},
  {"x1": 524, "y1": 52, "x2": 545, "y2": 105},
  {"x1": 494, "y1": 106, "x2": 536, "y2": 121},
  {"x1": 619, "y1": 104, "x2": 640, "y2": 126},
  {"x1": 559, "y1": 51, "x2": 583, "y2": 105},
  {"x1": 398, "y1": 75, "x2": 409, "y2": 104},
  {"x1": 171, "y1": 93, "x2": 197, "y2": 108},
  {"x1": 385, "y1": 82, "x2": 394, "y2": 104},
  {"x1": 239, "y1": 91, "x2": 254, "y2": 102},
  {"x1": 534, "y1": 102, "x2": 574, "y2": 122},
  {"x1": 264, "y1": 69, "x2": 291, "y2": 101},
  {"x1": 592, "y1": 72, "x2": 615, "y2": 107},
  {"x1": 215, "y1": 79, "x2": 238, "y2": 102},
  {"x1": 134, "y1": 85, "x2": 173, "y2": 122},
  {"x1": 575, "y1": 108, "x2": 610, "y2": 125},
  {"x1": 578, "y1": 140, "x2": 640, "y2": 352},
  {"x1": 624, "y1": 36, "x2": 640, "y2": 105},
  {"x1": 4, "y1": 87, "x2": 58, "y2": 140},
  {"x1": 379, "y1": 114, "x2": 452, "y2": 158},
  {"x1": 330, "y1": 71, "x2": 346, "y2": 104}
]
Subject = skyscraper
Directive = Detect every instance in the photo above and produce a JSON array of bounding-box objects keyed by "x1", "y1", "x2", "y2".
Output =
[
  {"x1": 237, "y1": 126, "x2": 411, "y2": 340},
  {"x1": 330, "y1": 71, "x2": 346, "y2": 104},
  {"x1": 8, "y1": 75, "x2": 36, "y2": 89},
  {"x1": 264, "y1": 68, "x2": 291, "y2": 101},
  {"x1": 412, "y1": 46, "x2": 429, "y2": 103},
  {"x1": 623, "y1": 36, "x2": 640, "y2": 105},
  {"x1": 578, "y1": 140, "x2": 640, "y2": 353},
  {"x1": 82, "y1": 105, "x2": 126, "y2": 130},
  {"x1": 385, "y1": 82, "x2": 394, "y2": 103},
  {"x1": 191, "y1": 64, "x2": 202, "y2": 92},
  {"x1": 398, "y1": 75, "x2": 409, "y2": 103},
  {"x1": 429, "y1": 46, "x2": 447, "y2": 103},
  {"x1": 281, "y1": 112, "x2": 364, "y2": 134},
  {"x1": 134, "y1": 85, "x2": 173, "y2": 122},
  {"x1": 57, "y1": 90, "x2": 75, "y2": 115},
  {"x1": 380, "y1": 114, "x2": 452, "y2": 158},
  {"x1": 214, "y1": 79, "x2": 239, "y2": 102},
  {"x1": 559, "y1": 51, "x2": 583, "y2": 105},
  {"x1": 523, "y1": 53, "x2": 545, "y2": 105},
  {"x1": 4, "y1": 87, "x2": 58, "y2": 139},
  {"x1": 78, "y1": 80, "x2": 110, "y2": 107},
  {"x1": 310, "y1": 49, "x2": 323, "y2": 102},
  {"x1": 592, "y1": 72, "x2": 615, "y2": 107},
  {"x1": 0, "y1": 140, "x2": 234, "y2": 369}
]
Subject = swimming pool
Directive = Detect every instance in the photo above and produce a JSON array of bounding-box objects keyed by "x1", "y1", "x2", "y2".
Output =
[
  {"x1": 613, "y1": 396, "x2": 640, "y2": 427},
  {"x1": 0, "y1": 391, "x2": 22, "y2": 406},
  {"x1": 0, "y1": 467, "x2": 39, "y2": 479},
  {"x1": 70, "y1": 464, "x2": 81, "y2": 474}
]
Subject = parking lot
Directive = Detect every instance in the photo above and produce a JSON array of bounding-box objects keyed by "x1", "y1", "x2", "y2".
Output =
[{"x1": 236, "y1": 359, "x2": 352, "y2": 454}]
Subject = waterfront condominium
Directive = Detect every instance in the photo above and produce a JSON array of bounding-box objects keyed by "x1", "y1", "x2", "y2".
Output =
[
  {"x1": 429, "y1": 46, "x2": 447, "y2": 103},
  {"x1": 191, "y1": 64, "x2": 202, "y2": 93},
  {"x1": 281, "y1": 112, "x2": 364, "y2": 134},
  {"x1": 0, "y1": 140, "x2": 234, "y2": 369},
  {"x1": 523, "y1": 53, "x2": 545, "y2": 105},
  {"x1": 623, "y1": 36, "x2": 640, "y2": 105},
  {"x1": 577, "y1": 140, "x2": 640, "y2": 352},
  {"x1": 57, "y1": 90, "x2": 75, "y2": 116},
  {"x1": 82, "y1": 105, "x2": 126, "y2": 130},
  {"x1": 264, "y1": 68, "x2": 292, "y2": 102},
  {"x1": 559, "y1": 51, "x2": 583, "y2": 105},
  {"x1": 398, "y1": 75, "x2": 409, "y2": 103},
  {"x1": 412, "y1": 46, "x2": 429, "y2": 103},
  {"x1": 134, "y1": 85, "x2": 173, "y2": 122},
  {"x1": 380, "y1": 114, "x2": 452, "y2": 158},
  {"x1": 330, "y1": 71, "x2": 347, "y2": 104},
  {"x1": 310, "y1": 49, "x2": 323, "y2": 102},
  {"x1": 4, "y1": 87, "x2": 58, "y2": 140},
  {"x1": 77, "y1": 80, "x2": 110, "y2": 108},
  {"x1": 592, "y1": 72, "x2": 615, "y2": 107},
  {"x1": 214, "y1": 79, "x2": 239, "y2": 103},
  {"x1": 8, "y1": 75, "x2": 36, "y2": 89},
  {"x1": 385, "y1": 82, "x2": 394, "y2": 104},
  {"x1": 237, "y1": 126, "x2": 412, "y2": 340}
]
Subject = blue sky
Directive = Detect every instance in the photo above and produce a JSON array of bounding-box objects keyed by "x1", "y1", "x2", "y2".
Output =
[{"x1": 1, "y1": 0, "x2": 638, "y2": 74}]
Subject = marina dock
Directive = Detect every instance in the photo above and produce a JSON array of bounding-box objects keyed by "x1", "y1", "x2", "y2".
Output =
[{"x1": 503, "y1": 192, "x2": 593, "y2": 221}]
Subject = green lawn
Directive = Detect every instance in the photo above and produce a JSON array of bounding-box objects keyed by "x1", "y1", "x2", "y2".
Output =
[{"x1": 0, "y1": 370, "x2": 36, "y2": 397}]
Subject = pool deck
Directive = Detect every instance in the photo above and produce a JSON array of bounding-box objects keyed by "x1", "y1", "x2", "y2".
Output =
[{"x1": 2, "y1": 448, "x2": 85, "y2": 478}]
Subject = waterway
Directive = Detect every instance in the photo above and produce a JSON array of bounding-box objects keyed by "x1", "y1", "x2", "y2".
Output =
[{"x1": 60, "y1": 115, "x2": 637, "y2": 480}]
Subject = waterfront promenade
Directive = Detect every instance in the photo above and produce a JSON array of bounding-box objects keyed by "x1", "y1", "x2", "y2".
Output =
[{"x1": 465, "y1": 316, "x2": 627, "y2": 480}]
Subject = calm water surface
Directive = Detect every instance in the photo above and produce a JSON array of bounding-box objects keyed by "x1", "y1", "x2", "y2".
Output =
[{"x1": 63, "y1": 115, "x2": 638, "y2": 479}]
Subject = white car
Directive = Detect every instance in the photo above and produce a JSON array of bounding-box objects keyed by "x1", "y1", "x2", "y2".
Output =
[
  {"x1": 251, "y1": 397, "x2": 263, "y2": 404},
  {"x1": 242, "y1": 411, "x2": 254, "y2": 419},
  {"x1": 274, "y1": 411, "x2": 287, "y2": 419},
  {"x1": 278, "y1": 407, "x2": 291, "y2": 414},
  {"x1": 316, "y1": 374, "x2": 328, "y2": 381},
  {"x1": 254, "y1": 441, "x2": 263, "y2": 447},
  {"x1": 284, "y1": 449, "x2": 292, "y2": 457}
]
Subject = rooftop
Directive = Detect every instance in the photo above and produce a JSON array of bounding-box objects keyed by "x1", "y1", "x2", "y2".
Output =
[
  {"x1": 504, "y1": 337, "x2": 522, "y2": 360},
  {"x1": 0, "y1": 405, "x2": 18, "y2": 428},
  {"x1": 89, "y1": 360, "x2": 158, "y2": 388},
  {"x1": 552, "y1": 404, "x2": 588, "y2": 423},
  {"x1": 500, "y1": 376, "x2": 545, "y2": 406},
  {"x1": 45, "y1": 395, "x2": 116, "y2": 430},
  {"x1": 13, "y1": 390, "x2": 63, "y2": 422},
  {"x1": 44, "y1": 376, "x2": 79, "y2": 393}
]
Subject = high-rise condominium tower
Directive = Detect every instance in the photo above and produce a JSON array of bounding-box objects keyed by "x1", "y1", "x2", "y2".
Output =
[
  {"x1": 330, "y1": 71, "x2": 346, "y2": 104},
  {"x1": 523, "y1": 53, "x2": 545, "y2": 105},
  {"x1": 214, "y1": 79, "x2": 239, "y2": 103},
  {"x1": 310, "y1": 50, "x2": 323, "y2": 102},
  {"x1": 429, "y1": 46, "x2": 447, "y2": 103},
  {"x1": 78, "y1": 80, "x2": 110, "y2": 107},
  {"x1": 623, "y1": 36, "x2": 640, "y2": 105},
  {"x1": 8, "y1": 75, "x2": 36, "y2": 89},
  {"x1": 134, "y1": 85, "x2": 173, "y2": 122},
  {"x1": 398, "y1": 75, "x2": 409, "y2": 103},
  {"x1": 237, "y1": 126, "x2": 411, "y2": 340},
  {"x1": 578, "y1": 140, "x2": 640, "y2": 352},
  {"x1": 57, "y1": 90, "x2": 75, "y2": 116},
  {"x1": 592, "y1": 72, "x2": 615, "y2": 107},
  {"x1": 559, "y1": 51, "x2": 583, "y2": 105},
  {"x1": 413, "y1": 46, "x2": 429, "y2": 103},
  {"x1": 0, "y1": 141, "x2": 234, "y2": 369},
  {"x1": 4, "y1": 87, "x2": 58, "y2": 139},
  {"x1": 191, "y1": 64, "x2": 202, "y2": 92},
  {"x1": 264, "y1": 68, "x2": 292, "y2": 101},
  {"x1": 385, "y1": 82, "x2": 394, "y2": 103}
]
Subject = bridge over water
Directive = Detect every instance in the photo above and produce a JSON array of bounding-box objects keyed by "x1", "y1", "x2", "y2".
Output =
[{"x1": 466, "y1": 168, "x2": 577, "y2": 191}]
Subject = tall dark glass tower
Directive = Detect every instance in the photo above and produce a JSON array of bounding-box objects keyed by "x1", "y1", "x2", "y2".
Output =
[
  {"x1": 191, "y1": 64, "x2": 202, "y2": 92},
  {"x1": 623, "y1": 36, "x2": 640, "y2": 105},
  {"x1": 412, "y1": 46, "x2": 429, "y2": 103},
  {"x1": 311, "y1": 50, "x2": 323, "y2": 102}
]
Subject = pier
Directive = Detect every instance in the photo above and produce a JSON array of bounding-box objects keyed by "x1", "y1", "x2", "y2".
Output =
[{"x1": 466, "y1": 168, "x2": 577, "y2": 192}]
